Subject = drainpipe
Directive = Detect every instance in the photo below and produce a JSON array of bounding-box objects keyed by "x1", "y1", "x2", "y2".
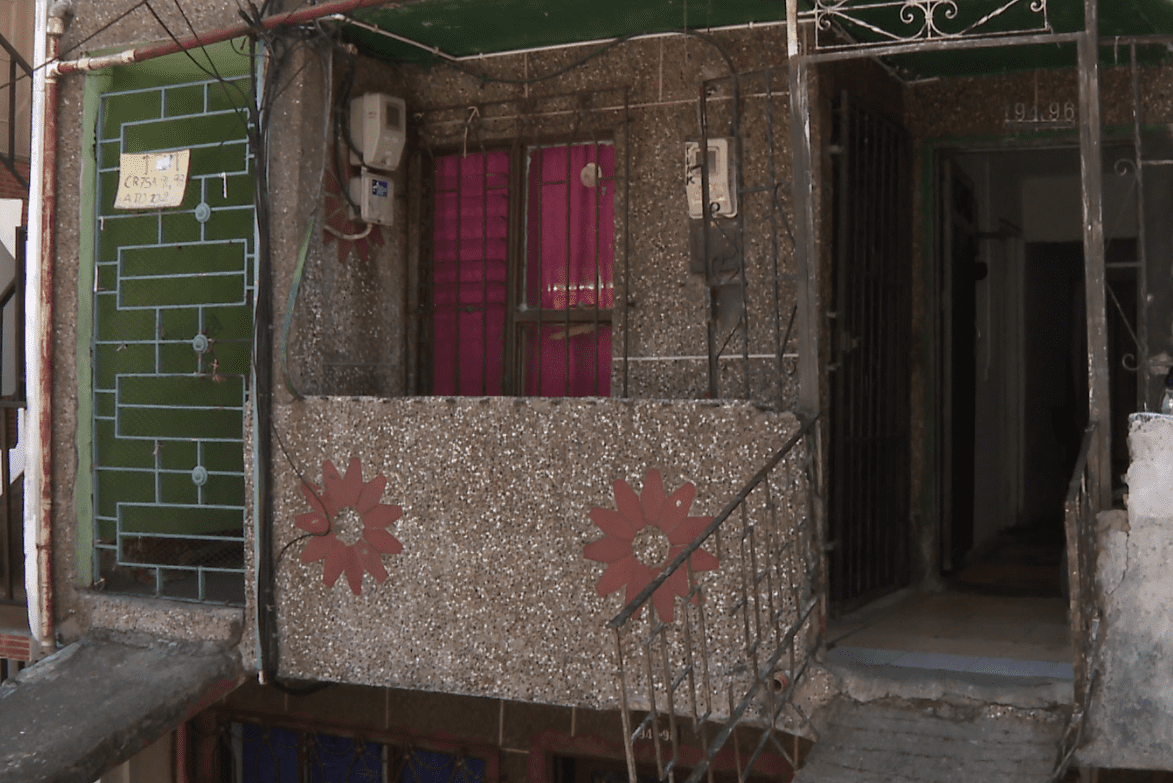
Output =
[
  {"x1": 25, "y1": 0, "x2": 66, "y2": 654},
  {"x1": 51, "y1": 0, "x2": 401, "y2": 76}
]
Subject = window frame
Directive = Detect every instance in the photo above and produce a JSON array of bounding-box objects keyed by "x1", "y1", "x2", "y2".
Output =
[
  {"x1": 420, "y1": 136, "x2": 616, "y2": 399},
  {"x1": 216, "y1": 713, "x2": 501, "y2": 783}
]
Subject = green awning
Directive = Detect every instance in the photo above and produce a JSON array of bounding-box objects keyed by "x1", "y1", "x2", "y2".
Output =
[{"x1": 341, "y1": 0, "x2": 1173, "y2": 77}]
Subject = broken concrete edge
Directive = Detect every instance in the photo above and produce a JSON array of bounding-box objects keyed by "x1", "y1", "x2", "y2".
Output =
[
  {"x1": 817, "y1": 661, "x2": 1075, "y2": 716},
  {"x1": 0, "y1": 629, "x2": 247, "y2": 783}
]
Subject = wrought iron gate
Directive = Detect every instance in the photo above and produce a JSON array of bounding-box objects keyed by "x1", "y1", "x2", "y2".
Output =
[{"x1": 826, "y1": 95, "x2": 912, "y2": 608}]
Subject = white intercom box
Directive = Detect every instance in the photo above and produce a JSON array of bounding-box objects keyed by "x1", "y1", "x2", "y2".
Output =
[
  {"x1": 685, "y1": 138, "x2": 737, "y2": 219},
  {"x1": 349, "y1": 93, "x2": 407, "y2": 172},
  {"x1": 349, "y1": 169, "x2": 394, "y2": 226}
]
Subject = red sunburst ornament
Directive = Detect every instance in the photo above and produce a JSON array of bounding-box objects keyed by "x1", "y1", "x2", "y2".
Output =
[
  {"x1": 296, "y1": 458, "x2": 403, "y2": 595},
  {"x1": 584, "y1": 469, "x2": 717, "y2": 622}
]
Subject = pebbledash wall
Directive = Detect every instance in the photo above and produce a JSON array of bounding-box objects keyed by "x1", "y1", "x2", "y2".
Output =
[
  {"x1": 268, "y1": 398, "x2": 807, "y2": 711},
  {"x1": 255, "y1": 25, "x2": 823, "y2": 712}
]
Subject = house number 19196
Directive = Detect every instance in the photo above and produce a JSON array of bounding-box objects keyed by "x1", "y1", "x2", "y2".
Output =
[{"x1": 1004, "y1": 99, "x2": 1078, "y2": 129}]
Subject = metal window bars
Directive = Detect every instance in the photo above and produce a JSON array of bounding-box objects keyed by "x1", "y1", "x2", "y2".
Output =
[
  {"x1": 416, "y1": 89, "x2": 625, "y2": 399},
  {"x1": 92, "y1": 76, "x2": 255, "y2": 603},
  {"x1": 609, "y1": 415, "x2": 821, "y2": 783},
  {"x1": 206, "y1": 719, "x2": 491, "y2": 783},
  {"x1": 698, "y1": 68, "x2": 799, "y2": 406},
  {"x1": 0, "y1": 31, "x2": 30, "y2": 188}
]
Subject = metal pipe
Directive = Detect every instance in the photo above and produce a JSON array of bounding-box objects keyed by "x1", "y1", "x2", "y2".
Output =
[
  {"x1": 25, "y1": 0, "x2": 58, "y2": 655},
  {"x1": 50, "y1": 0, "x2": 403, "y2": 77},
  {"x1": 331, "y1": 14, "x2": 813, "y2": 64},
  {"x1": 1078, "y1": 0, "x2": 1112, "y2": 510}
]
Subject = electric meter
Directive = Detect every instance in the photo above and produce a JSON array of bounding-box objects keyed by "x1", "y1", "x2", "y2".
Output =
[
  {"x1": 349, "y1": 93, "x2": 407, "y2": 172},
  {"x1": 349, "y1": 169, "x2": 395, "y2": 226},
  {"x1": 685, "y1": 138, "x2": 736, "y2": 219}
]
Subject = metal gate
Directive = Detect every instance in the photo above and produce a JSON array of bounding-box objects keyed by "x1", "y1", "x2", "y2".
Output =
[
  {"x1": 826, "y1": 95, "x2": 912, "y2": 608},
  {"x1": 91, "y1": 73, "x2": 254, "y2": 603}
]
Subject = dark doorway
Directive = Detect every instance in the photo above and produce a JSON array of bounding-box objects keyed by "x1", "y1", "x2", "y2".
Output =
[
  {"x1": 1021, "y1": 243, "x2": 1087, "y2": 535},
  {"x1": 936, "y1": 145, "x2": 1138, "y2": 598}
]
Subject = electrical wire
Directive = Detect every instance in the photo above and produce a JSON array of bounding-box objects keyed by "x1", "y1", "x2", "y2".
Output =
[{"x1": 335, "y1": 18, "x2": 739, "y2": 83}]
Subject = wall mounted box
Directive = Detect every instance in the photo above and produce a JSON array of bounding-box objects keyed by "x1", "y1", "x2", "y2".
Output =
[
  {"x1": 685, "y1": 138, "x2": 737, "y2": 219},
  {"x1": 349, "y1": 169, "x2": 394, "y2": 226},
  {"x1": 349, "y1": 93, "x2": 407, "y2": 172}
]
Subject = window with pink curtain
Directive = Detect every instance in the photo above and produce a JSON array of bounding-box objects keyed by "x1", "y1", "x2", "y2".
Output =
[
  {"x1": 430, "y1": 143, "x2": 614, "y2": 397},
  {"x1": 524, "y1": 143, "x2": 614, "y2": 397},
  {"x1": 432, "y1": 150, "x2": 510, "y2": 396}
]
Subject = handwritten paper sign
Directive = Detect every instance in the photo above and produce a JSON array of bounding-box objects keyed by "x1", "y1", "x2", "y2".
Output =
[{"x1": 115, "y1": 150, "x2": 191, "y2": 209}]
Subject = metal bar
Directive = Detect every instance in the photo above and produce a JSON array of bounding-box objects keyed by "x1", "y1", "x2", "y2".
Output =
[
  {"x1": 679, "y1": 598, "x2": 818, "y2": 783},
  {"x1": 830, "y1": 95, "x2": 849, "y2": 602},
  {"x1": 609, "y1": 415, "x2": 816, "y2": 629},
  {"x1": 1130, "y1": 45, "x2": 1150, "y2": 411},
  {"x1": 454, "y1": 155, "x2": 463, "y2": 394},
  {"x1": 514, "y1": 309, "x2": 613, "y2": 324},
  {"x1": 644, "y1": 620, "x2": 666, "y2": 782},
  {"x1": 680, "y1": 566, "x2": 702, "y2": 731},
  {"x1": 764, "y1": 72, "x2": 784, "y2": 405},
  {"x1": 564, "y1": 142, "x2": 572, "y2": 397},
  {"x1": 0, "y1": 32, "x2": 31, "y2": 76},
  {"x1": 701, "y1": 88, "x2": 719, "y2": 399},
  {"x1": 804, "y1": 31, "x2": 1082, "y2": 63},
  {"x1": 788, "y1": 0, "x2": 821, "y2": 416},
  {"x1": 593, "y1": 141, "x2": 601, "y2": 395},
  {"x1": 622, "y1": 95, "x2": 631, "y2": 397},
  {"x1": 56, "y1": 0, "x2": 412, "y2": 77},
  {"x1": 406, "y1": 153, "x2": 421, "y2": 394},
  {"x1": 1064, "y1": 422, "x2": 1096, "y2": 699},
  {"x1": 536, "y1": 146, "x2": 544, "y2": 392},
  {"x1": 505, "y1": 141, "x2": 522, "y2": 396},
  {"x1": 659, "y1": 622, "x2": 680, "y2": 783},
  {"x1": 615, "y1": 628, "x2": 639, "y2": 783},
  {"x1": 482, "y1": 149, "x2": 489, "y2": 395},
  {"x1": 1078, "y1": 0, "x2": 1112, "y2": 509},
  {"x1": 732, "y1": 75, "x2": 751, "y2": 400}
]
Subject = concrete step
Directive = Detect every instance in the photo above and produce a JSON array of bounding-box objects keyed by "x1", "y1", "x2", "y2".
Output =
[{"x1": 793, "y1": 697, "x2": 1065, "y2": 783}]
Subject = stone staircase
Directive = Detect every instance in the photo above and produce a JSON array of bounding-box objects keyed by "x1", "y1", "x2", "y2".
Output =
[{"x1": 794, "y1": 661, "x2": 1070, "y2": 782}]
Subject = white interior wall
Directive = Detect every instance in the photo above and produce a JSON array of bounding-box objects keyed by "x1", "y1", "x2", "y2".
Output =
[
  {"x1": 958, "y1": 144, "x2": 1136, "y2": 552},
  {"x1": 0, "y1": 197, "x2": 22, "y2": 487}
]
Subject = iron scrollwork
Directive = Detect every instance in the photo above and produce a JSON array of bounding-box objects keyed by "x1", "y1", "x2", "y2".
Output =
[{"x1": 813, "y1": 0, "x2": 1051, "y2": 51}]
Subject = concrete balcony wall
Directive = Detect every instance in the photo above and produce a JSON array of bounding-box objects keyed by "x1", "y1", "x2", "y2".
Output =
[
  {"x1": 267, "y1": 397, "x2": 809, "y2": 711},
  {"x1": 1081, "y1": 413, "x2": 1173, "y2": 770}
]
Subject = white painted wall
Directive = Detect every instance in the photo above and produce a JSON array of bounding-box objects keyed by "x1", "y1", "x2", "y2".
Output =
[{"x1": 0, "y1": 198, "x2": 20, "y2": 487}]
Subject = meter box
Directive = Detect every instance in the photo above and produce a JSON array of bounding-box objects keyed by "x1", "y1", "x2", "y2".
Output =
[
  {"x1": 349, "y1": 169, "x2": 395, "y2": 226},
  {"x1": 685, "y1": 138, "x2": 737, "y2": 219},
  {"x1": 349, "y1": 93, "x2": 407, "y2": 172}
]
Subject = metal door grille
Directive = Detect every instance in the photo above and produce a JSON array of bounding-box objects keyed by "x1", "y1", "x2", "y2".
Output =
[
  {"x1": 827, "y1": 95, "x2": 912, "y2": 608},
  {"x1": 92, "y1": 76, "x2": 254, "y2": 603}
]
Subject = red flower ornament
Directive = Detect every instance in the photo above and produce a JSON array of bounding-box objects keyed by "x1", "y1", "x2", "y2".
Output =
[
  {"x1": 296, "y1": 458, "x2": 403, "y2": 595},
  {"x1": 584, "y1": 469, "x2": 717, "y2": 623}
]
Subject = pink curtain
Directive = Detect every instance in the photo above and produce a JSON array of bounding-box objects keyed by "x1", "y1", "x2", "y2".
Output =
[
  {"x1": 431, "y1": 144, "x2": 615, "y2": 397},
  {"x1": 525, "y1": 143, "x2": 615, "y2": 396},
  {"x1": 432, "y1": 151, "x2": 510, "y2": 396}
]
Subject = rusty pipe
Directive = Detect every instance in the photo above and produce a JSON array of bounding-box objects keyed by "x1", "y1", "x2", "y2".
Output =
[
  {"x1": 25, "y1": 0, "x2": 62, "y2": 654},
  {"x1": 51, "y1": 0, "x2": 402, "y2": 77}
]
